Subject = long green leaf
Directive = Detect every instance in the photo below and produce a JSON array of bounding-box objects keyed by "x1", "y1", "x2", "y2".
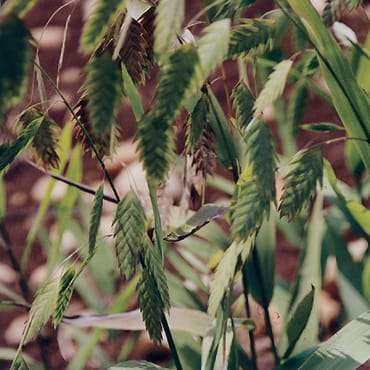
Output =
[
  {"x1": 282, "y1": 286, "x2": 315, "y2": 359},
  {"x1": 298, "y1": 310, "x2": 370, "y2": 370},
  {"x1": 284, "y1": 0, "x2": 370, "y2": 172}
]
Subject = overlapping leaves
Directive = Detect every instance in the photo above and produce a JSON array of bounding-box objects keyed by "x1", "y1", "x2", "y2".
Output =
[
  {"x1": 113, "y1": 190, "x2": 146, "y2": 279},
  {"x1": 279, "y1": 148, "x2": 323, "y2": 220}
]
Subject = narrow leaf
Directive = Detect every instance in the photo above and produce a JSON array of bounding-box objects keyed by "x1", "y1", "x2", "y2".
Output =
[
  {"x1": 299, "y1": 310, "x2": 370, "y2": 370},
  {"x1": 287, "y1": 80, "x2": 308, "y2": 136},
  {"x1": 63, "y1": 307, "x2": 211, "y2": 337},
  {"x1": 89, "y1": 183, "x2": 104, "y2": 255},
  {"x1": 208, "y1": 242, "x2": 239, "y2": 317},
  {"x1": 253, "y1": 59, "x2": 292, "y2": 117},
  {"x1": 283, "y1": 286, "x2": 315, "y2": 359},
  {"x1": 154, "y1": 0, "x2": 184, "y2": 62},
  {"x1": 165, "y1": 204, "x2": 228, "y2": 242},
  {"x1": 137, "y1": 112, "x2": 175, "y2": 183},
  {"x1": 108, "y1": 360, "x2": 167, "y2": 369},
  {"x1": 301, "y1": 122, "x2": 344, "y2": 132},
  {"x1": 363, "y1": 257, "x2": 370, "y2": 304},
  {"x1": 122, "y1": 63, "x2": 144, "y2": 120}
]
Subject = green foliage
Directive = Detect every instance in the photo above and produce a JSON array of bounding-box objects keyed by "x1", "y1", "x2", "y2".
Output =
[
  {"x1": 282, "y1": 286, "x2": 315, "y2": 359},
  {"x1": 154, "y1": 0, "x2": 184, "y2": 63},
  {"x1": 156, "y1": 44, "x2": 199, "y2": 123},
  {"x1": 19, "y1": 108, "x2": 60, "y2": 169},
  {"x1": 80, "y1": 0, "x2": 126, "y2": 53},
  {"x1": 231, "y1": 83, "x2": 255, "y2": 130},
  {"x1": 11, "y1": 354, "x2": 29, "y2": 370},
  {"x1": 108, "y1": 360, "x2": 166, "y2": 369},
  {"x1": 142, "y1": 240, "x2": 170, "y2": 312},
  {"x1": 254, "y1": 59, "x2": 293, "y2": 117},
  {"x1": 138, "y1": 44, "x2": 198, "y2": 182},
  {"x1": 22, "y1": 278, "x2": 59, "y2": 344},
  {"x1": 245, "y1": 119, "x2": 276, "y2": 201},
  {"x1": 0, "y1": 14, "x2": 32, "y2": 124},
  {"x1": 0, "y1": 118, "x2": 43, "y2": 172},
  {"x1": 80, "y1": 53, "x2": 121, "y2": 156},
  {"x1": 2, "y1": 0, "x2": 38, "y2": 17},
  {"x1": 89, "y1": 183, "x2": 104, "y2": 255},
  {"x1": 208, "y1": 242, "x2": 239, "y2": 317},
  {"x1": 279, "y1": 148, "x2": 323, "y2": 220},
  {"x1": 287, "y1": 80, "x2": 308, "y2": 136},
  {"x1": 165, "y1": 204, "x2": 227, "y2": 242},
  {"x1": 230, "y1": 165, "x2": 270, "y2": 241},
  {"x1": 137, "y1": 112, "x2": 175, "y2": 183},
  {"x1": 189, "y1": 19, "x2": 230, "y2": 93},
  {"x1": 113, "y1": 190, "x2": 146, "y2": 279},
  {"x1": 138, "y1": 268, "x2": 164, "y2": 344},
  {"x1": 185, "y1": 93, "x2": 210, "y2": 153},
  {"x1": 1, "y1": 1, "x2": 370, "y2": 369},
  {"x1": 53, "y1": 266, "x2": 76, "y2": 328},
  {"x1": 228, "y1": 19, "x2": 275, "y2": 58},
  {"x1": 322, "y1": 0, "x2": 362, "y2": 26}
]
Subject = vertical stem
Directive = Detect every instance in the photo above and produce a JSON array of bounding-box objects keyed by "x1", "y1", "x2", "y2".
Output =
[
  {"x1": 161, "y1": 313, "x2": 183, "y2": 370},
  {"x1": 242, "y1": 263, "x2": 257, "y2": 370},
  {"x1": 148, "y1": 181, "x2": 165, "y2": 262},
  {"x1": 252, "y1": 248, "x2": 280, "y2": 365}
]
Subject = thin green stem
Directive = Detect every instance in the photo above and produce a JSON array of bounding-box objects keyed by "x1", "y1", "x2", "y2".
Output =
[
  {"x1": 148, "y1": 181, "x2": 165, "y2": 263},
  {"x1": 161, "y1": 313, "x2": 184, "y2": 370},
  {"x1": 242, "y1": 263, "x2": 257, "y2": 370},
  {"x1": 32, "y1": 61, "x2": 120, "y2": 203},
  {"x1": 252, "y1": 247, "x2": 280, "y2": 365}
]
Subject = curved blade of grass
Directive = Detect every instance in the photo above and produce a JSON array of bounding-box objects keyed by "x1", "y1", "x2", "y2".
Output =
[
  {"x1": 283, "y1": 0, "x2": 370, "y2": 172},
  {"x1": 298, "y1": 310, "x2": 370, "y2": 370}
]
